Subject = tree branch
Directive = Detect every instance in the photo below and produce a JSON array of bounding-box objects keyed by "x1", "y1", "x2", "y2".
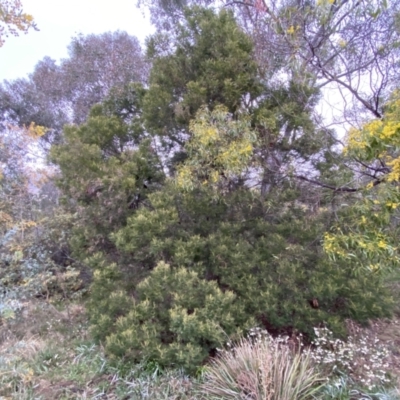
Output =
[{"x1": 295, "y1": 175, "x2": 383, "y2": 192}]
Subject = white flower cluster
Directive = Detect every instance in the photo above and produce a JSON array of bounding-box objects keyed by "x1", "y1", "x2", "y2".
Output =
[
  {"x1": 310, "y1": 327, "x2": 390, "y2": 390},
  {"x1": 222, "y1": 327, "x2": 296, "y2": 359},
  {"x1": 246, "y1": 327, "x2": 293, "y2": 347}
]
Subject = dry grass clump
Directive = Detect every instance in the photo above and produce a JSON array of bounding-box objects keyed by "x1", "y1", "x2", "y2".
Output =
[
  {"x1": 201, "y1": 333, "x2": 322, "y2": 400},
  {"x1": 0, "y1": 335, "x2": 46, "y2": 398},
  {"x1": 0, "y1": 335, "x2": 46, "y2": 361}
]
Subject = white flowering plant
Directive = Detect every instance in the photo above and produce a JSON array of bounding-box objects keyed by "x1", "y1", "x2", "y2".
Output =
[{"x1": 310, "y1": 327, "x2": 391, "y2": 390}]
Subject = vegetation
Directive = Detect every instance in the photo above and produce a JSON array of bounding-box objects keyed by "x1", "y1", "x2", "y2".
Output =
[
  {"x1": 1, "y1": 0, "x2": 400, "y2": 398},
  {"x1": 0, "y1": 0, "x2": 36, "y2": 46},
  {"x1": 201, "y1": 333, "x2": 322, "y2": 400}
]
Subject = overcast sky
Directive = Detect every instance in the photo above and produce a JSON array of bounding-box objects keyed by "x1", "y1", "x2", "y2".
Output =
[{"x1": 0, "y1": 0, "x2": 154, "y2": 82}]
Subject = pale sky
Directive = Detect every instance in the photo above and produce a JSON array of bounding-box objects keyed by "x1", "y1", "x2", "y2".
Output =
[{"x1": 0, "y1": 0, "x2": 154, "y2": 82}]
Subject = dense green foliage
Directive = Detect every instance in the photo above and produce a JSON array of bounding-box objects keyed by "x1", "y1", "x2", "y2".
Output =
[
  {"x1": 50, "y1": 87, "x2": 164, "y2": 259},
  {"x1": 45, "y1": 7, "x2": 398, "y2": 372},
  {"x1": 144, "y1": 7, "x2": 261, "y2": 141}
]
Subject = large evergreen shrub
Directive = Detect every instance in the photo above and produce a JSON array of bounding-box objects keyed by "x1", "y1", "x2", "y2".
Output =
[
  {"x1": 50, "y1": 8, "x2": 394, "y2": 372},
  {"x1": 84, "y1": 175, "x2": 393, "y2": 370}
]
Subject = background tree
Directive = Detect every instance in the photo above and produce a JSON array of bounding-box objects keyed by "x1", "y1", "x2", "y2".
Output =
[
  {"x1": 0, "y1": 31, "x2": 147, "y2": 143},
  {"x1": 61, "y1": 32, "x2": 148, "y2": 125},
  {"x1": 0, "y1": 57, "x2": 69, "y2": 143},
  {"x1": 0, "y1": 123, "x2": 85, "y2": 313}
]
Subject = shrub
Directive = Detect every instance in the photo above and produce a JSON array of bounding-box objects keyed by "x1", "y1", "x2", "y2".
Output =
[
  {"x1": 79, "y1": 165, "x2": 393, "y2": 372},
  {"x1": 102, "y1": 261, "x2": 252, "y2": 373},
  {"x1": 50, "y1": 7, "x2": 394, "y2": 373}
]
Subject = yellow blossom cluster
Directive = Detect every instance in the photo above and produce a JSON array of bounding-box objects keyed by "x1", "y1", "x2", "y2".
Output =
[
  {"x1": 345, "y1": 96, "x2": 400, "y2": 184},
  {"x1": 323, "y1": 228, "x2": 396, "y2": 263},
  {"x1": 325, "y1": 96, "x2": 400, "y2": 270},
  {"x1": 218, "y1": 140, "x2": 253, "y2": 173},
  {"x1": 323, "y1": 232, "x2": 347, "y2": 258},
  {"x1": 0, "y1": 0, "x2": 37, "y2": 47},
  {"x1": 385, "y1": 201, "x2": 399, "y2": 209},
  {"x1": 198, "y1": 127, "x2": 218, "y2": 146},
  {"x1": 27, "y1": 122, "x2": 47, "y2": 138},
  {"x1": 387, "y1": 158, "x2": 400, "y2": 182},
  {"x1": 176, "y1": 106, "x2": 255, "y2": 190},
  {"x1": 176, "y1": 165, "x2": 194, "y2": 190}
]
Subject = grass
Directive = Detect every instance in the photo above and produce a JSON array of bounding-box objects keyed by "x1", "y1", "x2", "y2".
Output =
[
  {"x1": 201, "y1": 336, "x2": 323, "y2": 400},
  {"x1": 318, "y1": 376, "x2": 400, "y2": 400},
  {"x1": 0, "y1": 299, "x2": 207, "y2": 399}
]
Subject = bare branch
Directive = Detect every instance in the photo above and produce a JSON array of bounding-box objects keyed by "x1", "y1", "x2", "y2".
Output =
[{"x1": 295, "y1": 174, "x2": 383, "y2": 192}]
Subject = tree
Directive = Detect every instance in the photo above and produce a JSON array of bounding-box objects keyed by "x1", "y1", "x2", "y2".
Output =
[
  {"x1": 48, "y1": 6, "x2": 395, "y2": 372},
  {"x1": 236, "y1": 0, "x2": 400, "y2": 122},
  {"x1": 61, "y1": 32, "x2": 148, "y2": 125},
  {"x1": 0, "y1": 32, "x2": 147, "y2": 143},
  {"x1": 0, "y1": 58, "x2": 69, "y2": 143},
  {"x1": 0, "y1": 126, "x2": 35, "y2": 239},
  {"x1": 0, "y1": 0, "x2": 37, "y2": 46},
  {"x1": 143, "y1": 7, "x2": 262, "y2": 151},
  {"x1": 0, "y1": 123, "x2": 85, "y2": 311},
  {"x1": 323, "y1": 93, "x2": 400, "y2": 273},
  {"x1": 143, "y1": 6, "x2": 325, "y2": 192},
  {"x1": 140, "y1": 0, "x2": 400, "y2": 127},
  {"x1": 97, "y1": 107, "x2": 391, "y2": 370}
]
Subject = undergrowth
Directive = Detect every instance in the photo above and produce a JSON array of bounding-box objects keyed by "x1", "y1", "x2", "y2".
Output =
[
  {"x1": 0, "y1": 300, "x2": 208, "y2": 399},
  {"x1": 0, "y1": 297, "x2": 399, "y2": 399}
]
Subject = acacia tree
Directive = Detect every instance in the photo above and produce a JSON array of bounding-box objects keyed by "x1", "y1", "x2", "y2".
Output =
[
  {"x1": 236, "y1": 0, "x2": 399, "y2": 120},
  {"x1": 0, "y1": 0, "x2": 37, "y2": 46},
  {"x1": 323, "y1": 94, "x2": 400, "y2": 272}
]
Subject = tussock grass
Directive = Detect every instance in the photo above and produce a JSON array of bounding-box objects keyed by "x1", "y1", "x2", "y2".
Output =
[{"x1": 201, "y1": 336, "x2": 322, "y2": 400}]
